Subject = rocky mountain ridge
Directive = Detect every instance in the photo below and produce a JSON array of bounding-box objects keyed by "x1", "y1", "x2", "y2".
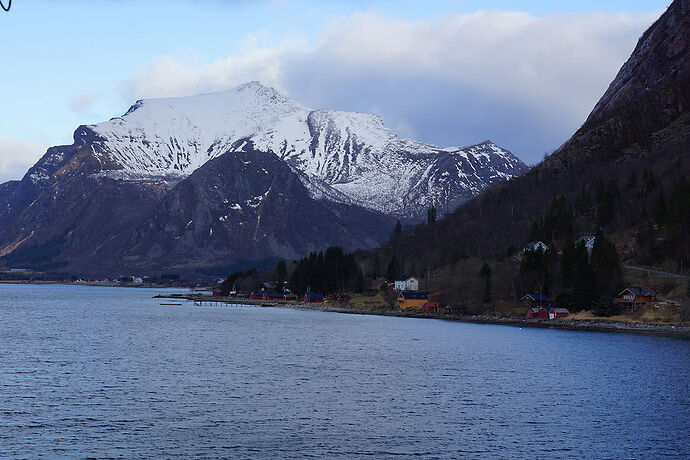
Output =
[{"x1": 31, "y1": 82, "x2": 527, "y2": 219}]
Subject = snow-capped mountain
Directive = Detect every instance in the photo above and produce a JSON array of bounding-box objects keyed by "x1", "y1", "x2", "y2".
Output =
[
  {"x1": 0, "y1": 82, "x2": 528, "y2": 275},
  {"x1": 72, "y1": 81, "x2": 527, "y2": 218}
]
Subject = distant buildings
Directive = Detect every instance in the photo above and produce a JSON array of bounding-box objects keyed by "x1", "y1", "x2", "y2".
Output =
[
  {"x1": 394, "y1": 276, "x2": 419, "y2": 292},
  {"x1": 397, "y1": 291, "x2": 428, "y2": 309},
  {"x1": 616, "y1": 287, "x2": 656, "y2": 311},
  {"x1": 522, "y1": 294, "x2": 569, "y2": 319},
  {"x1": 523, "y1": 241, "x2": 549, "y2": 253}
]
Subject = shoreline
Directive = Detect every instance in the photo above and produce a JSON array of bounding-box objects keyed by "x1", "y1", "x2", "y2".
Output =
[
  {"x1": 155, "y1": 293, "x2": 690, "y2": 340},
  {"x1": 287, "y1": 304, "x2": 690, "y2": 339}
]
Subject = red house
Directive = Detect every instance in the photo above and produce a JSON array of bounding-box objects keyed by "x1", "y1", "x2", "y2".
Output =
[
  {"x1": 422, "y1": 302, "x2": 440, "y2": 312},
  {"x1": 616, "y1": 288, "x2": 656, "y2": 310},
  {"x1": 526, "y1": 307, "x2": 548, "y2": 319},
  {"x1": 549, "y1": 308, "x2": 570, "y2": 319},
  {"x1": 250, "y1": 292, "x2": 269, "y2": 300}
]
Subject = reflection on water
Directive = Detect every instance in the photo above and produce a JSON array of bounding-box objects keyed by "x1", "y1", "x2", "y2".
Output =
[{"x1": 1, "y1": 284, "x2": 688, "y2": 458}]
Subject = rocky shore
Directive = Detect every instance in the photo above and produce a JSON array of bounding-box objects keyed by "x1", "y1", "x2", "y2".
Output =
[
  {"x1": 154, "y1": 292, "x2": 690, "y2": 339},
  {"x1": 286, "y1": 303, "x2": 690, "y2": 339}
]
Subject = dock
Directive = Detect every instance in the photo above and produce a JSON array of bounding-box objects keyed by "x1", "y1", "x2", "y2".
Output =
[{"x1": 154, "y1": 293, "x2": 297, "y2": 307}]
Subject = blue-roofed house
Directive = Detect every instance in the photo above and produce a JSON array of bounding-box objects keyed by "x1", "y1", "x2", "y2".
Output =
[{"x1": 397, "y1": 291, "x2": 429, "y2": 309}]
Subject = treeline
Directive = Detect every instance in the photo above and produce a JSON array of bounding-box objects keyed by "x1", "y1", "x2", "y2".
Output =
[
  {"x1": 289, "y1": 246, "x2": 363, "y2": 296},
  {"x1": 219, "y1": 268, "x2": 258, "y2": 295},
  {"x1": 519, "y1": 231, "x2": 623, "y2": 315}
]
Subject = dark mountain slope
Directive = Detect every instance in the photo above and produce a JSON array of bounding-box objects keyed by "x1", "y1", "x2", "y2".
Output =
[
  {"x1": 117, "y1": 147, "x2": 395, "y2": 274},
  {"x1": 547, "y1": 0, "x2": 690, "y2": 168},
  {"x1": 370, "y1": 0, "x2": 690, "y2": 277},
  {"x1": 0, "y1": 141, "x2": 394, "y2": 275}
]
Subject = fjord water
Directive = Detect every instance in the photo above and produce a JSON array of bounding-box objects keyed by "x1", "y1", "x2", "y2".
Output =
[{"x1": 1, "y1": 285, "x2": 688, "y2": 458}]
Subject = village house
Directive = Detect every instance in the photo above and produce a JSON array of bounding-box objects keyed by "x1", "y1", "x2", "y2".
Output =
[
  {"x1": 523, "y1": 241, "x2": 549, "y2": 253},
  {"x1": 394, "y1": 276, "x2": 419, "y2": 292},
  {"x1": 525, "y1": 304, "x2": 570, "y2": 319},
  {"x1": 616, "y1": 287, "x2": 656, "y2": 310},
  {"x1": 549, "y1": 308, "x2": 570, "y2": 319},
  {"x1": 521, "y1": 294, "x2": 554, "y2": 309},
  {"x1": 397, "y1": 291, "x2": 429, "y2": 310},
  {"x1": 421, "y1": 302, "x2": 440, "y2": 312},
  {"x1": 526, "y1": 307, "x2": 548, "y2": 319},
  {"x1": 260, "y1": 282, "x2": 277, "y2": 292}
]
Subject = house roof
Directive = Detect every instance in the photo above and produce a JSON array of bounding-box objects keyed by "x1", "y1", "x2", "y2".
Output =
[
  {"x1": 395, "y1": 275, "x2": 417, "y2": 282},
  {"x1": 523, "y1": 241, "x2": 548, "y2": 251},
  {"x1": 620, "y1": 287, "x2": 656, "y2": 297},
  {"x1": 552, "y1": 308, "x2": 570, "y2": 314},
  {"x1": 522, "y1": 294, "x2": 553, "y2": 302},
  {"x1": 530, "y1": 307, "x2": 544, "y2": 313},
  {"x1": 400, "y1": 291, "x2": 428, "y2": 300}
]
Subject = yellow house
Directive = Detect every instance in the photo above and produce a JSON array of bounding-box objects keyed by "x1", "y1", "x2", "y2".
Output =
[{"x1": 397, "y1": 291, "x2": 429, "y2": 310}]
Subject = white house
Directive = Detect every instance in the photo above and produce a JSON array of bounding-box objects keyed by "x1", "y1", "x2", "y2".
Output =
[
  {"x1": 578, "y1": 235, "x2": 596, "y2": 255},
  {"x1": 523, "y1": 241, "x2": 549, "y2": 253},
  {"x1": 394, "y1": 276, "x2": 419, "y2": 291}
]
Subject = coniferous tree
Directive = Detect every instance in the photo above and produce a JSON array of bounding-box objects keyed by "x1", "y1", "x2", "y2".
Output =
[
  {"x1": 355, "y1": 268, "x2": 364, "y2": 293},
  {"x1": 394, "y1": 220, "x2": 402, "y2": 235},
  {"x1": 479, "y1": 262, "x2": 492, "y2": 303},
  {"x1": 590, "y1": 231, "x2": 622, "y2": 299},
  {"x1": 275, "y1": 260, "x2": 287, "y2": 284},
  {"x1": 653, "y1": 188, "x2": 667, "y2": 226},
  {"x1": 427, "y1": 206, "x2": 437, "y2": 224},
  {"x1": 372, "y1": 255, "x2": 381, "y2": 278},
  {"x1": 386, "y1": 256, "x2": 400, "y2": 282}
]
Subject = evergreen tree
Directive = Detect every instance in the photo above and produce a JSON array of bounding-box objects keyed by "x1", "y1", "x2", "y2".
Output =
[
  {"x1": 372, "y1": 255, "x2": 381, "y2": 278},
  {"x1": 427, "y1": 206, "x2": 437, "y2": 224},
  {"x1": 386, "y1": 256, "x2": 400, "y2": 282},
  {"x1": 653, "y1": 188, "x2": 667, "y2": 226},
  {"x1": 479, "y1": 262, "x2": 492, "y2": 303},
  {"x1": 625, "y1": 171, "x2": 638, "y2": 191},
  {"x1": 590, "y1": 231, "x2": 622, "y2": 298},
  {"x1": 355, "y1": 268, "x2": 364, "y2": 293},
  {"x1": 572, "y1": 245, "x2": 597, "y2": 309},
  {"x1": 275, "y1": 260, "x2": 287, "y2": 283}
]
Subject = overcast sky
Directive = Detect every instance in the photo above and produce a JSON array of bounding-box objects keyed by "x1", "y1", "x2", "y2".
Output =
[{"x1": 0, "y1": 0, "x2": 669, "y2": 182}]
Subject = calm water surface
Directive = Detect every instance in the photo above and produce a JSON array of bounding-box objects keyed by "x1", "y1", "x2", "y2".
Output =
[{"x1": 1, "y1": 284, "x2": 688, "y2": 458}]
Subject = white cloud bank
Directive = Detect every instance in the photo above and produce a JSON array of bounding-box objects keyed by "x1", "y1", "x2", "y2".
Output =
[
  {"x1": 123, "y1": 9, "x2": 660, "y2": 164},
  {"x1": 0, "y1": 137, "x2": 47, "y2": 183}
]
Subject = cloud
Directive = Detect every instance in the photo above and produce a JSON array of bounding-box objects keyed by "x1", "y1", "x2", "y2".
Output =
[
  {"x1": 0, "y1": 137, "x2": 46, "y2": 183},
  {"x1": 68, "y1": 90, "x2": 101, "y2": 115},
  {"x1": 123, "y1": 9, "x2": 661, "y2": 164}
]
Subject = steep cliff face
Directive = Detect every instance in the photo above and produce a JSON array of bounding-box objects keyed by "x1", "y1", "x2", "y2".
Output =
[
  {"x1": 548, "y1": 0, "x2": 690, "y2": 167},
  {"x1": 367, "y1": 0, "x2": 690, "y2": 277}
]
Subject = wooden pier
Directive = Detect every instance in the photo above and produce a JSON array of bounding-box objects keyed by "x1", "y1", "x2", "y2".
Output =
[{"x1": 154, "y1": 293, "x2": 295, "y2": 308}]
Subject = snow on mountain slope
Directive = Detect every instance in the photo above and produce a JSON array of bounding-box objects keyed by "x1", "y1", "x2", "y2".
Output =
[{"x1": 78, "y1": 81, "x2": 528, "y2": 218}]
